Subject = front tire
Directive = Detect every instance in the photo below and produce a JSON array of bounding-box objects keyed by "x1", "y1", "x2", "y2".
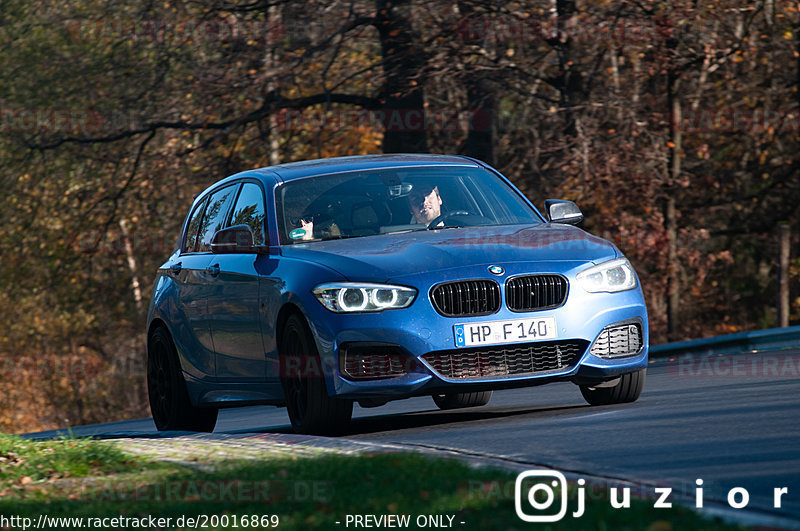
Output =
[
  {"x1": 432, "y1": 391, "x2": 493, "y2": 410},
  {"x1": 579, "y1": 369, "x2": 646, "y2": 406},
  {"x1": 147, "y1": 327, "x2": 218, "y2": 432},
  {"x1": 280, "y1": 314, "x2": 353, "y2": 435}
]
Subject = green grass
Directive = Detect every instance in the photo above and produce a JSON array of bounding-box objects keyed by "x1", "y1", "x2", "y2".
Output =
[
  {"x1": 0, "y1": 433, "x2": 146, "y2": 488},
  {"x1": 0, "y1": 434, "x2": 746, "y2": 530}
]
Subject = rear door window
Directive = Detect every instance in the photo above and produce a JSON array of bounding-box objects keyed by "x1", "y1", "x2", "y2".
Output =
[
  {"x1": 197, "y1": 184, "x2": 239, "y2": 252},
  {"x1": 229, "y1": 182, "x2": 267, "y2": 246},
  {"x1": 182, "y1": 197, "x2": 208, "y2": 253}
]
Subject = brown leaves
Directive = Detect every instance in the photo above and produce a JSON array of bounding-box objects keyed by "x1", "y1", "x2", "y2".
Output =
[{"x1": 0, "y1": 452, "x2": 26, "y2": 467}]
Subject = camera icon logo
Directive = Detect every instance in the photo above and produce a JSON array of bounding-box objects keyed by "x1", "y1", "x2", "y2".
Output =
[{"x1": 514, "y1": 470, "x2": 568, "y2": 522}]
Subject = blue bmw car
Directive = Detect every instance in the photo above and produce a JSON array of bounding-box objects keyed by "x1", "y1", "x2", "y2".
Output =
[{"x1": 146, "y1": 154, "x2": 648, "y2": 434}]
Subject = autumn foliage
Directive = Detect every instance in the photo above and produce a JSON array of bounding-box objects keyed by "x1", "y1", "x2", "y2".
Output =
[{"x1": 0, "y1": 0, "x2": 798, "y2": 431}]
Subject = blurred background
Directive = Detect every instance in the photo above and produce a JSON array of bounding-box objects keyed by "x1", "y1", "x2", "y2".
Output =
[{"x1": 0, "y1": 0, "x2": 797, "y2": 432}]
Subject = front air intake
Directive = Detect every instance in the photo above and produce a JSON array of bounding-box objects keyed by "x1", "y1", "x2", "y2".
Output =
[{"x1": 422, "y1": 340, "x2": 588, "y2": 380}]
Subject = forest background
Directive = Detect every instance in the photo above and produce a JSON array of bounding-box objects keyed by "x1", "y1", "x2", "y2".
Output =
[{"x1": 0, "y1": 0, "x2": 798, "y2": 432}]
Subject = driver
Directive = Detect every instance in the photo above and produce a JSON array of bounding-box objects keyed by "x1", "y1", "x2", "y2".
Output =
[{"x1": 408, "y1": 183, "x2": 444, "y2": 226}]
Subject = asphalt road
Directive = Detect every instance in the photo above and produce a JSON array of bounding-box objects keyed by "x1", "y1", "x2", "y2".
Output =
[{"x1": 30, "y1": 349, "x2": 800, "y2": 526}]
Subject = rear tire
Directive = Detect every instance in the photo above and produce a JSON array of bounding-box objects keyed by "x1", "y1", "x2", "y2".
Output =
[
  {"x1": 432, "y1": 391, "x2": 492, "y2": 410},
  {"x1": 147, "y1": 327, "x2": 218, "y2": 432},
  {"x1": 579, "y1": 369, "x2": 646, "y2": 406},
  {"x1": 280, "y1": 314, "x2": 353, "y2": 435}
]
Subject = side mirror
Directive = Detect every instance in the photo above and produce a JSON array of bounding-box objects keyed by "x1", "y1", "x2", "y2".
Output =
[
  {"x1": 211, "y1": 225, "x2": 266, "y2": 254},
  {"x1": 544, "y1": 199, "x2": 584, "y2": 225}
]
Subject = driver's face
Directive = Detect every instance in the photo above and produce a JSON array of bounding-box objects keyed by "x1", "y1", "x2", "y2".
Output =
[{"x1": 409, "y1": 187, "x2": 442, "y2": 224}]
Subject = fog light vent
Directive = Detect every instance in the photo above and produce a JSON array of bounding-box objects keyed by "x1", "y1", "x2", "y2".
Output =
[
  {"x1": 341, "y1": 345, "x2": 408, "y2": 380},
  {"x1": 590, "y1": 323, "x2": 642, "y2": 358}
]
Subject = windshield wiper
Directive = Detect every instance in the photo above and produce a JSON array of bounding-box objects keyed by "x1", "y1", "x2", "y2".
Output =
[
  {"x1": 319, "y1": 234, "x2": 361, "y2": 241},
  {"x1": 383, "y1": 228, "x2": 428, "y2": 235},
  {"x1": 427, "y1": 224, "x2": 463, "y2": 231}
]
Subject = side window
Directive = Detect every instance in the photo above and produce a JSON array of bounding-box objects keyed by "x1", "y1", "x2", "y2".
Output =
[
  {"x1": 182, "y1": 197, "x2": 208, "y2": 253},
  {"x1": 229, "y1": 182, "x2": 267, "y2": 246},
  {"x1": 197, "y1": 185, "x2": 238, "y2": 252}
]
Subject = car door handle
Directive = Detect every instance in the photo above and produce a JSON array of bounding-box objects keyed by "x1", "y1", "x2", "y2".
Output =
[
  {"x1": 205, "y1": 264, "x2": 220, "y2": 277},
  {"x1": 170, "y1": 262, "x2": 182, "y2": 274}
]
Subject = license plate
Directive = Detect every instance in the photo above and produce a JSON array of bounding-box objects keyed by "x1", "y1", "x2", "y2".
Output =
[{"x1": 454, "y1": 317, "x2": 557, "y2": 347}]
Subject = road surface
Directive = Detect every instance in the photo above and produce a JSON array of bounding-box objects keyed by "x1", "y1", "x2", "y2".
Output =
[{"x1": 29, "y1": 349, "x2": 800, "y2": 526}]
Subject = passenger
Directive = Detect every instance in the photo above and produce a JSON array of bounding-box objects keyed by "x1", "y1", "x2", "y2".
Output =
[
  {"x1": 293, "y1": 214, "x2": 340, "y2": 241},
  {"x1": 299, "y1": 217, "x2": 314, "y2": 241}
]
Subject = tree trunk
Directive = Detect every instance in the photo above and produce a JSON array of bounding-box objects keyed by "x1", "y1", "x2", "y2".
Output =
[
  {"x1": 778, "y1": 224, "x2": 790, "y2": 328},
  {"x1": 463, "y1": 77, "x2": 495, "y2": 165},
  {"x1": 375, "y1": 0, "x2": 428, "y2": 153},
  {"x1": 456, "y1": 1, "x2": 495, "y2": 165},
  {"x1": 666, "y1": 71, "x2": 681, "y2": 341},
  {"x1": 266, "y1": 4, "x2": 281, "y2": 165},
  {"x1": 553, "y1": 0, "x2": 581, "y2": 137},
  {"x1": 118, "y1": 218, "x2": 143, "y2": 313}
]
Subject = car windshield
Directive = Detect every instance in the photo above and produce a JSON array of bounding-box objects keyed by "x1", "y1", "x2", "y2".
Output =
[{"x1": 276, "y1": 166, "x2": 542, "y2": 244}]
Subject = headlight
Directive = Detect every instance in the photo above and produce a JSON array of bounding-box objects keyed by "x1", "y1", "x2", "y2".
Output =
[
  {"x1": 577, "y1": 258, "x2": 638, "y2": 293},
  {"x1": 312, "y1": 283, "x2": 417, "y2": 313}
]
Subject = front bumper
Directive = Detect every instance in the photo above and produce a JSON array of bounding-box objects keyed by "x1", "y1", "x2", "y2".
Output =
[{"x1": 302, "y1": 262, "x2": 649, "y2": 399}]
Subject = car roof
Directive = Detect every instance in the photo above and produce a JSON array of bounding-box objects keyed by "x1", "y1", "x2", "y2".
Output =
[
  {"x1": 254, "y1": 154, "x2": 483, "y2": 182},
  {"x1": 197, "y1": 154, "x2": 488, "y2": 203}
]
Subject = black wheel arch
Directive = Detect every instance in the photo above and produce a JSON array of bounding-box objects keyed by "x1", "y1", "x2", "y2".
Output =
[
  {"x1": 147, "y1": 318, "x2": 186, "y2": 374},
  {"x1": 275, "y1": 303, "x2": 306, "y2": 355},
  {"x1": 147, "y1": 318, "x2": 170, "y2": 346}
]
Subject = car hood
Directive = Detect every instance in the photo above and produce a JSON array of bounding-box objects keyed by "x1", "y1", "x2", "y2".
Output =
[{"x1": 280, "y1": 223, "x2": 618, "y2": 283}]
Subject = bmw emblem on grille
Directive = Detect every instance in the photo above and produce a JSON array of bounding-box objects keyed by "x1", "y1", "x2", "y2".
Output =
[{"x1": 488, "y1": 265, "x2": 505, "y2": 276}]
